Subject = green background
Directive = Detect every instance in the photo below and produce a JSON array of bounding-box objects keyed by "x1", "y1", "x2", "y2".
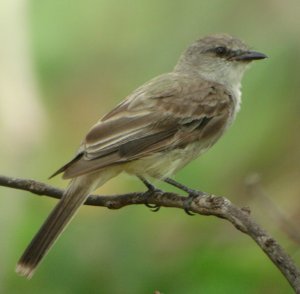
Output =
[{"x1": 1, "y1": 0, "x2": 300, "y2": 293}]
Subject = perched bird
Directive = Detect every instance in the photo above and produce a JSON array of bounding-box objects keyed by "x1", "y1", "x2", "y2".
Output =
[{"x1": 16, "y1": 34, "x2": 267, "y2": 278}]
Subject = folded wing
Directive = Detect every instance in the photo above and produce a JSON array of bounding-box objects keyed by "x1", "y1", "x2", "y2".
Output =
[{"x1": 52, "y1": 73, "x2": 234, "y2": 179}]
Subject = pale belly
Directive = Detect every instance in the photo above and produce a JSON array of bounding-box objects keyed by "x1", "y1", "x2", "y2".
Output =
[{"x1": 122, "y1": 141, "x2": 210, "y2": 179}]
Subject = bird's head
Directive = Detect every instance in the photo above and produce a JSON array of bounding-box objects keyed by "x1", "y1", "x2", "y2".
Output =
[{"x1": 175, "y1": 34, "x2": 267, "y2": 88}]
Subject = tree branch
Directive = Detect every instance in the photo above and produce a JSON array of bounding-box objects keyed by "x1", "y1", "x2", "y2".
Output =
[{"x1": 1, "y1": 174, "x2": 300, "y2": 292}]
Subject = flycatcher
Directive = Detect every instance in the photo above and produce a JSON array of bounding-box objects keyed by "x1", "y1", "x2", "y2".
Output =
[{"x1": 16, "y1": 34, "x2": 267, "y2": 278}]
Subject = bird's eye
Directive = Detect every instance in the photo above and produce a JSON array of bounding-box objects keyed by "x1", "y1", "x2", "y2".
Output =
[{"x1": 215, "y1": 46, "x2": 227, "y2": 56}]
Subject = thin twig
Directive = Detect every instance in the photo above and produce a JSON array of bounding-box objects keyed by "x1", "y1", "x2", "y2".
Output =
[{"x1": 1, "y1": 174, "x2": 300, "y2": 292}]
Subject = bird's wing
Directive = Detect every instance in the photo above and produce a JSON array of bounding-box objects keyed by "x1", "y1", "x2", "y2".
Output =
[{"x1": 53, "y1": 73, "x2": 234, "y2": 179}]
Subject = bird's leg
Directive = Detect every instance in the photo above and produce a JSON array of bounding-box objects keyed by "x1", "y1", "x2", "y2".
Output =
[
  {"x1": 138, "y1": 176, "x2": 162, "y2": 212},
  {"x1": 163, "y1": 177, "x2": 205, "y2": 215}
]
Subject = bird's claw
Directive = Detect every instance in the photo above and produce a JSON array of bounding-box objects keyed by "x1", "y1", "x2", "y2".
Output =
[
  {"x1": 145, "y1": 201, "x2": 161, "y2": 212},
  {"x1": 183, "y1": 191, "x2": 203, "y2": 216},
  {"x1": 144, "y1": 187, "x2": 163, "y2": 212}
]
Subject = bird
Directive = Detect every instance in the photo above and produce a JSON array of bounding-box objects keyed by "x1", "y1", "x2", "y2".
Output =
[{"x1": 16, "y1": 34, "x2": 267, "y2": 278}]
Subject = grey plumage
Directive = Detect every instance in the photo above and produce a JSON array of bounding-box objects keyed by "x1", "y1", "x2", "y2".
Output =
[{"x1": 16, "y1": 34, "x2": 266, "y2": 278}]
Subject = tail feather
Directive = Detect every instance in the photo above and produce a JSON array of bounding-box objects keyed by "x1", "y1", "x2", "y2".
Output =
[
  {"x1": 16, "y1": 168, "x2": 120, "y2": 279},
  {"x1": 16, "y1": 178, "x2": 91, "y2": 278}
]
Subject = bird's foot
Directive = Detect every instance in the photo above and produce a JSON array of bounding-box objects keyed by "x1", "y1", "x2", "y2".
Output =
[
  {"x1": 139, "y1": 176, "x2": 162, "y2": 212},
  {"x1": 143, "y1": 187, "x2": 162, "y2": 212},
  {"x1": 162, "y1": 178, "x2": 205, "y2": 215},
  {"x1": 183, "y1": 189, "x2": 205, "y2": 216}
]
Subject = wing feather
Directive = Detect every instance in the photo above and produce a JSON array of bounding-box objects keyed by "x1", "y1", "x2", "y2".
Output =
[{"x1": 57, "y1": 73, "x2": 234, "y2": 179}]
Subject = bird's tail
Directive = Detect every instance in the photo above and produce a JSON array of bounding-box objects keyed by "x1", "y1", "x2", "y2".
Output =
[{"x1": 16, "y1": 170, "x2": 117, "y2": 279}]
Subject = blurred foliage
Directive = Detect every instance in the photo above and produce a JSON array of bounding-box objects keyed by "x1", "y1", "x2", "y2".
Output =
[{"x1": 1, "y1": 0, "x2": 300, "y2": 293}]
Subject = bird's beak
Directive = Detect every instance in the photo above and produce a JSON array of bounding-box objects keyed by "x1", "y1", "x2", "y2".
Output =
[{"x1": 231, "y1": 50, "x2": 268, "y2": 61}]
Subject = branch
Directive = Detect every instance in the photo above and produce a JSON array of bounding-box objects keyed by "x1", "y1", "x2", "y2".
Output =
[{"x1": 1, "y1": 174, "x2": 300, "y2": 292}]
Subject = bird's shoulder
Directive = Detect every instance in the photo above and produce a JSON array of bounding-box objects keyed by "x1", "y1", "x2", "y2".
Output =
[{"x1": 102, "y1": 72, "x2": 234, "y2": 121}]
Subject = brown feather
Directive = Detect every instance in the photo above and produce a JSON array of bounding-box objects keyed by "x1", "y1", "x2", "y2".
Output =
[{"x1": 60, "y1": 73, "x2": 234, "y2": 179}]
